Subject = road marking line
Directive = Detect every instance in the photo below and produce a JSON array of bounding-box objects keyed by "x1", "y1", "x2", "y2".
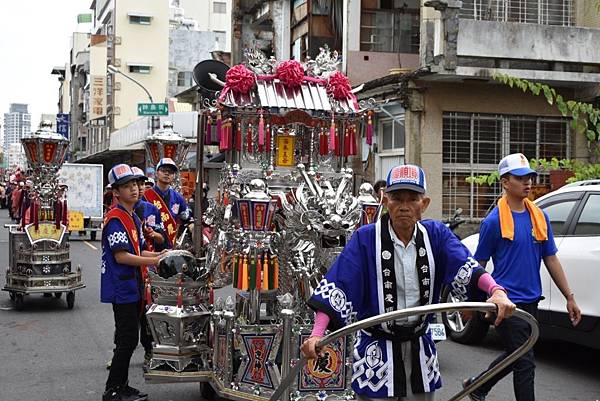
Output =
[{"x1": 84, "y1": 241, "x2": 98, "y2": 251}]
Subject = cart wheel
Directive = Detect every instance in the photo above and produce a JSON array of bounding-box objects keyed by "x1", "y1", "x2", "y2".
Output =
[
  {"x1": 66, "y1": 292, "x2": 75, "y2": 309},
  {"x1": 91, "y1": 231, "x2": 97, "y2": 241},
  {"x1": 15, "y1": 293, "x2": 24, "y2": 311},
  {"x1": 9, "y1": 291, "x2": 15, "y2": 301},
  {"x1": 54, "y1": 292, "x2": 63, "y2": 299}
]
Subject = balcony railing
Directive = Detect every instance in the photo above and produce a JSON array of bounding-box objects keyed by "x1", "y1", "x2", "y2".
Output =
[{"x1": 460, "y1": 0, "x2": 573, "y2": 26}]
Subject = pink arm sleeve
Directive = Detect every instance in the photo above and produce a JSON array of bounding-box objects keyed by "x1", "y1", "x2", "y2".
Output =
[
  {"x1": 310, "y1": 275, "x2": 502, "y2": 337},
  {"x1": 310, "y1": 311, "x2": 331, "y2": 337},
  {"x1": 478, "y1": 273, "x2": 506, "y2": 296}
]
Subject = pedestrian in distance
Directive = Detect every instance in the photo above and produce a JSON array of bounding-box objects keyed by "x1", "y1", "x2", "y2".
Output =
[
  {"x1": 464, "y1": 153, "x2": 582, "y2": 401},
  {"x1": 101, "y1": 163, "x2": 167, "y2": 401},
  {"x1": 301, "y1": 164, "x2": 516, "y2": 401},
  {"x1": 373, "y1": 179, "x2": 387, "y2": 203}
]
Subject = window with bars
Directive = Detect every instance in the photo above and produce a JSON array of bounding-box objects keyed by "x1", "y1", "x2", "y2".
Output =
[
  {"x1": 460, "y1": 0, "x2": 573, "y2": 26},
  {"x1": 213, "y1": 1, "x2": 227, "y2": 14},
  {"x1": 360, "y1": 0, "x2": 420, "y2": 54},
  {"x1": 442, "y1": 112, "x2": 569, "y2": 219},
  {"x1": 177, "y1": 71, "x2": 193, "y2": 87}
]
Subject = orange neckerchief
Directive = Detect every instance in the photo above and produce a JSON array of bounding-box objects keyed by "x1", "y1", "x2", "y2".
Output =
[{"x1": 498, "y1": 196, "x2": 548, "y2": 241}]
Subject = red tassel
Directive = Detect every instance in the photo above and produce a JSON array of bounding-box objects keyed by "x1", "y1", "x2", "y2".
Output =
[
  {"x1": 329, "y1": 114, "x2": 336, "y2": 152},
  {"x1": 62, "y1": 200, "x2": 68, "y2": 226},
  {"x1": 258, "y1": 112, "x2": 265, "y2": 150},
  {"x1": 334, "y1": 129, "x2": 340, "y2": 156},
  {"x1": 265, "y1": 124, "x2": 271, "y2": 153},
  {"x1": 216, "y1": 110, "x2": 222, "y2": 142},
  {"x1": 33, "y1": 202, "x2": 39, "y2": 231},
  {"x1": 235, "y1": 122, "x2": 242, "y2": 151},
  {"x1": 219, "y1": 120, "x2": 226, "y2": 151},
  {"x1": 319, "y1": 127, "x2": 328, "y2": 156},
  {"x1": 205, "y1": 115, "x2": 212, "y2": 145},
  {"x1": 209, "y1": 286, "x2": 214, "y2": 305},
  {"x1": 348, "y1": 125, "x2": 357, "y2": 156},
  {"x1": 343, "y1": 126, "x2": 350, "y2": 157},
  {"x1": 55, "y1": 201, "x2": 61, "y2": 229},
  {"x1": 219, "y1": 119, "x2": 232, "y2": 151},
  {"x1": 247, "y1": 123, "x2": 253, "y2": 153},
  {"x1": 145, "y1": 279, "x2": 152, "y2": 304},
  {"x1": 226, "y1": 120, "x2": 233, "y2": 150},
  {"x1": 177, "y1": 287, "x2": 183, "y2": 308},
  {"x1": 366, "y1": 111, "x2": 373, "y2": 146}
]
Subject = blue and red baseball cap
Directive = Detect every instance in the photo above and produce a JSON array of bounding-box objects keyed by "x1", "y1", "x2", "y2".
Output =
[
  {"x1": 108, "y1": 164, "x2": 138, "y2": 187},
  {"x1": 498, "y1": 153, "x2": 537, "y2": 177},
  {"x1": 385, "y1": 164, "x2": 427, "y2": 194}
]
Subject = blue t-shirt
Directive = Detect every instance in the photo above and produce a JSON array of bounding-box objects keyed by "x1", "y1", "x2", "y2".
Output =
[
  {"x1": 101, "y1": 205, "x2": 146, "y2": 304},
  {"x1": 474, "y1": 207, "x2": 558, "y2": 303}
]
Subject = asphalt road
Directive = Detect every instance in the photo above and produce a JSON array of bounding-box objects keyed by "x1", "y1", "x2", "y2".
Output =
[{"x1": 1, "y1": 209, "x2": 599, "y2": 401}]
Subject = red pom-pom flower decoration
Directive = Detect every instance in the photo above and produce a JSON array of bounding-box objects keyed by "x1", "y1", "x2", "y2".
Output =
[
  {"x1": 276, "y1": 60, "x2": 305, "y2": 88},
  {"x1": 327, "y1": 71, "x2": 352, "y2": 100},
  {"x1": 225, "y1": 64, "x2": 255, "y2": 94}
]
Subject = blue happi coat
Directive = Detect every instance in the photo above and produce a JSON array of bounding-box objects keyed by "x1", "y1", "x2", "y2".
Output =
[{"x1": 307, "y1": 217, "x2": 486, "y2": 398}]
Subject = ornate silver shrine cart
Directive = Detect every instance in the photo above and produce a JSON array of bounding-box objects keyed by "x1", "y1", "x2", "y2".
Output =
[
  {"x1": 141, "y1": 49, "x2": 539, "y2": 401},
  {"x1": 3, "y1": 121, "x2": 85, "y2": 310}
]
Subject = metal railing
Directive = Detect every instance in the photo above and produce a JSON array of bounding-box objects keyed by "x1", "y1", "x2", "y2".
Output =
[
  {"x1": 460, "y1": 0, "x2": 574, "y2": 26},
  {"x1": 270, "y1": 302, "x2": 539, "y2": 401}
]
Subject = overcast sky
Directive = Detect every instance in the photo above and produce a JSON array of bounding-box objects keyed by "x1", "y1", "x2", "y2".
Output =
[{"x1": 0, "y1": 1, "x2": 89, "y2": 134}]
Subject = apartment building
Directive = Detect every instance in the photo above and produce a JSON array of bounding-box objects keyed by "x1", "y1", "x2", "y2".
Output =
[
  {"x1": 3, "y1": 103, "x2": 31, "y2": 157},
  {"x1": 411, "y1": 0, "x2": 600, "y2": 219}
]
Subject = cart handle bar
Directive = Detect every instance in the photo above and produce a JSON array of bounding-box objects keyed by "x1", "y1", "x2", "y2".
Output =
[{"x1": 269, "y1": 302, "x2": 538, "y2": 401}]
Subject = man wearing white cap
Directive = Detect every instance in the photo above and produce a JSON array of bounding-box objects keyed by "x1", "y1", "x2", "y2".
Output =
[
  {"x1": 464, "y1": 153, "x2": 581, "y2": 401},
  {"x1": 142, "y1": 158, "x2": 190, "y2": 249},
  {"x1": 302, "y1": 164, "x2": 515, "y2": 400}
]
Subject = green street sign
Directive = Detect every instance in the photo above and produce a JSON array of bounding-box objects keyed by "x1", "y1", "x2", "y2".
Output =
[{"x1": 138, "y1": 103, "x2": 168, "y2": 116}]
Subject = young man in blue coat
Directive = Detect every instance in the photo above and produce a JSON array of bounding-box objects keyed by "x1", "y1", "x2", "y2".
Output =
[
  {"x1": 142, "y1": 158, "x2": 190, "y2": 250},
  {"x1": 101, "y1": 164, "x2": 165, "y2": 401},
  {"x1": 465, "y1": 153, "x2": 581, "y2": 401},
  {"x1": 302, "y1": 164, "x2": 515, "y2": 401}
]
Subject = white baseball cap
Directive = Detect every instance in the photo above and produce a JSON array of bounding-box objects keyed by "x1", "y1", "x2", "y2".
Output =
[
  {"x1": 498, "y1": 153, "x2": 537, "y2": 177},
  {"x1": 156, "y1": 158, "x2": 178, "y2": 172}
]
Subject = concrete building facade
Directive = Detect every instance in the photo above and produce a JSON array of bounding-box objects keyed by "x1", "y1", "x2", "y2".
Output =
[
  {"x1": 173, "y1": 0, "x2": 232, "y2": 53},
  {"x1": 3, "y1": 103, "x2": 31, "y2": 158},
  {"x1": 168, "y1": 28, "x2": 216, "y2": 97},
  {"x1": 408, "y1": 0, "x2": 600, "y2": 219}
]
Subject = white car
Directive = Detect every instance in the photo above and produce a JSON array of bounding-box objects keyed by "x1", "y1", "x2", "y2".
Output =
[{"x1": 441, "y1": 183, "x2": 600, "y2": 349}]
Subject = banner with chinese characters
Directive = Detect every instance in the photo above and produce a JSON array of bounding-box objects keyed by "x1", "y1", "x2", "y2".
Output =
[
  {"x1": 89, "y1": 35, "x2": 107, "y2": 120},
  {"x1": 276, "y1": 136, "x2": 295, "y2": 167}
]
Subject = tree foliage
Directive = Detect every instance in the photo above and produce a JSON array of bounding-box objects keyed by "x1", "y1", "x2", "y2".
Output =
[
  {"x1": 465, "y1": 158, "x2": 600, "y2": 186},
  {"x1": 492, "y1": 73, "x2": 600, "y2": 149}
]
